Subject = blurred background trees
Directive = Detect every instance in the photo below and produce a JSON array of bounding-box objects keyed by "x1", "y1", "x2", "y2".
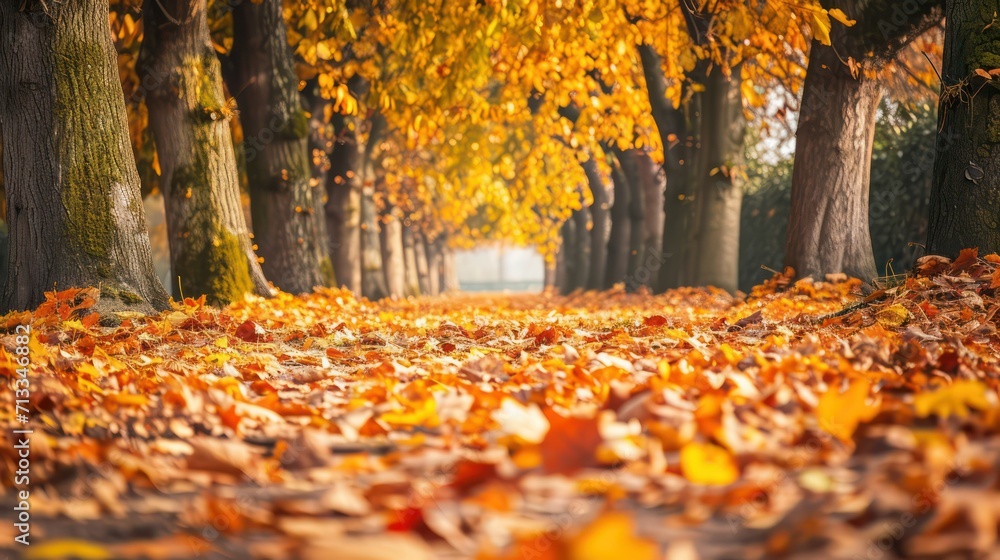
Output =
[{"x1": 0, "y1": 0, "x2": 967, "y2": 310}]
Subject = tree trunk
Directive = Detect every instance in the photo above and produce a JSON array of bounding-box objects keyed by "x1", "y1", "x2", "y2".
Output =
[
  {"x1": 441, "y1": 247, "x2": 459, "y2": 292},
  {"x1": 639, "y1": 44, "x2": 699, "y2": 292},
  {"x1": 784, "y1": 0, "x2": 940, "y2": 280},
  {"x1": 605, "y1": 152, "x2": 632, "y2": 288},
  {"x1": 229, "y1": 0, "x2": 326, "y2": 294},
  {"x1": 326, "y1": 140, "x2": 362, "y2": 293},
  {"x1": 621, "y1": 149, "x2": 651, "y2": 291},
  {"x1": 688, "y1": 66, "x2": 745, "y2": 292},
  {"x1": 584, "y1": 158, "x2": 610, "y2": 290},
  {"x1": 424, "y1": 237, "x2": 441, "y2": 296},
  {"x1": 304, "y1": 82, "x2": 335, "y2": 286},
  {"x1": 638, "y1": 152, "x2": 664, "y2": 266},
  {"x1": 360, "y1": 186, "x2": 387, "y2": 300},
  {"x1": 0, "y1": 0, "x2": 169, "y2": 313},
  {"x1": 785, "y1": 40, "x2": 881, "y2": 282},
  {"x1": 140, "y1": 0, "x2": 270, "y2": 305},
  {"x1": 558, "y1": 220, "x2": 574, "y2": 294},
  {"x1": 402, "y1": 224, "x2": 420, "y2": 296},
  {"x1": 566, "y1": 205, "x2": 591, "y2": 292},
  {"x1": 380, "y1": 205, "x2": 406, "y2": 298},
  {"x1": 415, "y1": 232, "x2": 431, "y2": 295},
  {"x1": 927, "y1": 2, "x2": 1000, "y2": 256},
  {"x1": 543, "y1": 257, "x2": 557, "y2": 292}
]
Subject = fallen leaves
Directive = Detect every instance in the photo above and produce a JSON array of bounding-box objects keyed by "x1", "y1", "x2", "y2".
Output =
[
  {"x1": 679, "y1": 442, "x2": 739, "y2": 486},
  {"x1": 5, "y1": 253, "x2": 1000, "y2": 558}
]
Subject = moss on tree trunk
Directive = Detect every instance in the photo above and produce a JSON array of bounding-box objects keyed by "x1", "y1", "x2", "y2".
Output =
[
  {"x1": 229, "y1": 0, "x2": 326, "y2": 294},
  {"x1": 0, "y1": 0, "x2": 169, "y2": 313},
  {"x1": 140, "y1": 0, "x2": 271, "y2": 305}
]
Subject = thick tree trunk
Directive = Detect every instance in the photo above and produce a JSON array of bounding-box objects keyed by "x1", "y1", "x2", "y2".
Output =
[
  {"x1": 401, "y1": 224, "x2": 420, "y2": 296},
  {"x1": 605, "y1": 152, "x2": 632, "y2": 288},
  {"x1": 785, "y1": 40, "x2": 881, "y2": 282},
  {"x1": 380, "y1": 206, "x2": 406, "y2": 298},
  {"x1": 621, "y1": 150, "x2": 650, "y2": 290},
  {"x1": 639, "y1": 45, "x2": 700, "y2": 292},
  {"x1": 785, "y1": 0, "x2": 940, "y2": 280},
  {"x1": 584, "y1": 158, "x2": 610, "y2": 290},
  {"x1": 927, "y1": 2, "x2": 1000, "y2": 256},
  {"x1": 140, "y1": 0, "x2": 270, "y2": 305},
  {"x1": 326, "y1": 143, "x2": 361, "y2": 293},
  {"x1": 360, "y1": 186, "x2": 387, "y2": 300},
  {"x1": 0, "y1": 0, "x2": 169, "y2": 313},
  {"x1": 688, "y1": 66, "x2": 745, "y2": 292},
  {"x1": 229, "y1": 0, "x2": 326, "y2": 294}
]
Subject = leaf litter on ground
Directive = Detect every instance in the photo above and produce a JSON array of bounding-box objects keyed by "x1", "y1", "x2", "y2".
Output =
[{"x1": 4, "y1": 249, "x2": 1000, "y2": 558}]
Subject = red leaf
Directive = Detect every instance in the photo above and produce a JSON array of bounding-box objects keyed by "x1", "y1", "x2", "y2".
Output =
[
  {"x1": 234, "y1": 320, "x2": 267, "y2": 342},
  {"x1": 540, "y1": 410, "x2": 602, "y2": 475},
  {"x1": 644, "y1": 315, "x2": 668, "y2": 327},
  {"x1": 951, "y1": 248, "x2": 979, "y2": 273}
]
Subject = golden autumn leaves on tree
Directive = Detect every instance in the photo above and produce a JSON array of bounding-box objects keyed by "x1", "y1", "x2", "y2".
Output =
[{"x1": 7, "y1": 0, "x2": 1000, "y2": 558}]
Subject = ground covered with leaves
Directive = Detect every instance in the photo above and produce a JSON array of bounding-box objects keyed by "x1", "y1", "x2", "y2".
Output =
[{"x1": 4, "y1": 250, "x2": 1000, "y2": 559}]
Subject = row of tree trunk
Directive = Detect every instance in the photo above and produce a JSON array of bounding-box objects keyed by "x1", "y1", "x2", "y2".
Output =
[
  {"x1": 0, "y1": 0, "x2": 455, "y2": 313},
  {"x1": 553, "y1": 149, "x2": 665, "y2": 294}
]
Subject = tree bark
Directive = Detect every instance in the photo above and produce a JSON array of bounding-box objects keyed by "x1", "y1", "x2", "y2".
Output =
[
  {"x1": 927, "y1": 1, "x2": 1000, "y2": 256},
  {"x1": 567, "y1": 205, "x2": 591, "y2": 292},
  {"x1": 424, "y1": 237, "x2": 441, "y2": 296},
  {"x1": 688, "y1": 65, "x2": 745, "y2": 292},
  {"x1": 639, "y1": 44, "x2": 700, "y2": 292},
  {"x1": 786, "y1": 0, "x2": 942, "y2": 280},
  {"x1": 584, "y1": 158, "x2": 610, "y2": 290},
  {"x1": 229, "y1": 0, "x2": 326, "y2": 294},
  {"x1": 360, "y1": 186, "x2": 387, "y2": 300},
  {"x1": 785, "y1": 41, "x2": 881, "y2": 282},
  {"x1": 326, "y1": 139, "x2": 362, "y2": 293},
  {"x1": 414, "y1": 231, "x2": 431, "y2": 295},
  {"x1": 140, "y1": 0, "x2": 271, "y2": 305},
  {"x1": 638, "y1": 152, "x2": 664, "y2": 267},
  {"x1": 557, "y1": 219, "x2": 574, "y2": 294},
  {"x1": 605, "y1": 151, "x2": 631, "y2": 288},
  {"x1": 441, "y1": 247, "x2": 459, "y2": 292},
  {"x1": 621, "y1": 149, "x2": 652, "y2": 290},
  {"x1": 401, "y1": 223, "x2": 420, "y2": 296},
  {"x1": 380, "y1": 205, "x2": 406, "y2": 298},
  {"x1": 0, "y1": 0, "x2": 169, "y2": 313},
  {"x1": 543, "y1": 257, "x2": 557, "y2": 292}
]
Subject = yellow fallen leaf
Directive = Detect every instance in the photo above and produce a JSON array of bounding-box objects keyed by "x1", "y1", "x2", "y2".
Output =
[
  {"x1": 876, "y1": 304, "x2": 909, "y2": 328},
  {"x1": 914, "y1": 380, "x2": 993, "y2": 419},
  {"x1": 567, "y1": 512, "x2": 660, "y2": 560},
  {"x1": 680, "y1": 442, "x2": 739, "y2": 486},
  {"x1": 25, "y1": 539, "x2": 112, "y2": 559},
  {"x1": 817, "y1": 380, "x2": 879, "y2": 441},
  {"x1": 205, "y1": 352, "x2": 232, "y2": 366}
]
